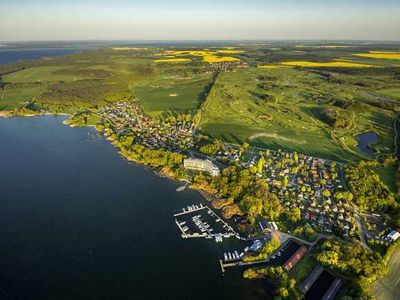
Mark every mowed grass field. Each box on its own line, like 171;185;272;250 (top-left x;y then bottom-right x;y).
2;66;94;83
377;88;400;101
134;75;212;118
0;86;45;110
373;243;400;300
199;67;396;162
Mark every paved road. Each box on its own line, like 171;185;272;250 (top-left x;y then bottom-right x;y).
273;230;332;249
352;203;372;251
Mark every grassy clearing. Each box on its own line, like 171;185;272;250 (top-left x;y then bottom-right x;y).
290;255;317;284
374;166;397;193
257;65;282;69
373;243;400;300
134;75;212;118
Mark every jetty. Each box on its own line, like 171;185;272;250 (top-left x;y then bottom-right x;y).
174;204;237;240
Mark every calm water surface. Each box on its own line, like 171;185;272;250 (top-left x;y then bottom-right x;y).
0;116;263;299
0;49;81;65
356;131;378;156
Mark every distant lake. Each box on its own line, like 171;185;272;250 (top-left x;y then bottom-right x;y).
0;48;81;65
356;131;378;155
0;116;262;299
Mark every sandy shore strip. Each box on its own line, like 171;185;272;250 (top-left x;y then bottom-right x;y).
0;111;12;117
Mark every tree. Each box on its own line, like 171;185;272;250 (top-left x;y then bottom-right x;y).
322;189;331;197
293;151;299;163
278;287;289;298
288;207;301;223
257;156;266;174
282;176;289;188
249;166;257;174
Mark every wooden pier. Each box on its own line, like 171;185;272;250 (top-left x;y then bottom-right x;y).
174;204;237;240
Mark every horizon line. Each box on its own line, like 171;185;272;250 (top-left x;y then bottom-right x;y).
2;38;400;44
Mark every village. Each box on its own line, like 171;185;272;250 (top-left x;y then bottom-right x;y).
99;100;195;151
80;97;400;300
250;150;358;239
96;99;400;246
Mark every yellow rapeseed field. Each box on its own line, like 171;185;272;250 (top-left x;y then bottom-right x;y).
353;51;400;60
257;65;281;69
161;49;242;63
166;50;214;57
280;61;374;68
203;55;240;63
111;47;147;51
154;58;191;63
217;50;244;54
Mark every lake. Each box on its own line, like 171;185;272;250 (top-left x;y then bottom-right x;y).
0;48;82;65
356;131;378;156
0;116;264;299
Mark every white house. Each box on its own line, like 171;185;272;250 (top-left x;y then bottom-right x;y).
387;230;400;242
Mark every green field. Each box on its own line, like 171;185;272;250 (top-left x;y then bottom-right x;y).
0;86;45;110
373;243;400;300
199;66;397;162
377;88;400;101
0;43;399;163
134;75;212;117
2;66;95;83
374;166;397;193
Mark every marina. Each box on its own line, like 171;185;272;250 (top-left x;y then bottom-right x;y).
219;239;307;273
174;204;237;240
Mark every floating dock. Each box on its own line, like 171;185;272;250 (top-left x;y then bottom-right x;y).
174;204;237;240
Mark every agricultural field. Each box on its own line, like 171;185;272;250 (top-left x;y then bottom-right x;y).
1;42;399;163
134;75;213;117
2;66;97;83
373;243;400;300
354;51;400;60
0;86;44;110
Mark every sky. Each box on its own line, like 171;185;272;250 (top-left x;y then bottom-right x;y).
1;0;399;41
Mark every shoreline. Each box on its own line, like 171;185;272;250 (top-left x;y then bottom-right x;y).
0;111;12;117
1;111;244;226
0;110;72;118
0;110;241;219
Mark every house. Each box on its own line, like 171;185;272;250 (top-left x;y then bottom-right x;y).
387;230;400;242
